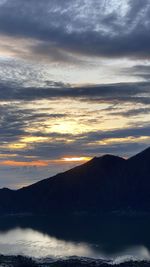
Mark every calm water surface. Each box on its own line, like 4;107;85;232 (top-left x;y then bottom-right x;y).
0;215;150;263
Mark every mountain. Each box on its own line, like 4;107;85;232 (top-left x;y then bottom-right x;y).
0;147;150;215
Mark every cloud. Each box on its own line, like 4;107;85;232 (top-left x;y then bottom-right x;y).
8;124;149;160
81;125;150;143
110;107;150;117
0;81;149;105
0;79;149;162
124;65;150;81
0;0;150;188
0;0;150;62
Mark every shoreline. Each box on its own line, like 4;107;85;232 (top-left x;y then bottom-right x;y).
0;255;150;267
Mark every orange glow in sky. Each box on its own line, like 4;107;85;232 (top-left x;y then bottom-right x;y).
0;160;49;167
62;157;91;162
0;157;92;167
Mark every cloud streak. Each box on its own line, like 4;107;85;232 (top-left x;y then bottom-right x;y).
0;81;149;104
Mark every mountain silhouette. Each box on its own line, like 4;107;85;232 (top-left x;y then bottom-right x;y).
0;147;150;215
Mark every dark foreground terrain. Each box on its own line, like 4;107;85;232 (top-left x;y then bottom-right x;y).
0;256;150;267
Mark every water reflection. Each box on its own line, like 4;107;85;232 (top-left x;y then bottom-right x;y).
0;215;150;261
0;228;97;258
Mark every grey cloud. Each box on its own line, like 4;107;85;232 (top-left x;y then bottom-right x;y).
122;65;150;81
110;107;150;117
0;105;26;143
0;81;149;105
0;103;68;146
81;126;150;143
0;0;150;61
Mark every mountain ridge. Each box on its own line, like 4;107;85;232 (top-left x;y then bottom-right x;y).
0;147;150;215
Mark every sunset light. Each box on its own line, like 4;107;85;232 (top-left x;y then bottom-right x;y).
62;157;91;162
0;0;149;191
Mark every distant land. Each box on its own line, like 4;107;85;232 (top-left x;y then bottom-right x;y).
0;147;150;216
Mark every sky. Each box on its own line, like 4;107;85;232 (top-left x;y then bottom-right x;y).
0;0;150;188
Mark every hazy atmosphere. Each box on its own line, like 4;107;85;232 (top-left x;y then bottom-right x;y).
0;0;150;188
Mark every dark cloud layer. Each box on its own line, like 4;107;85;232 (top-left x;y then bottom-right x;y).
0;81;149;104
0;0;150;61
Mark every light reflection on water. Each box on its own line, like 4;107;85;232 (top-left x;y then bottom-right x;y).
0;228;97;258
0;227;150;263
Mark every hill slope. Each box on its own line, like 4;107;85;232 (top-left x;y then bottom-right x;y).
0;147;150;215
